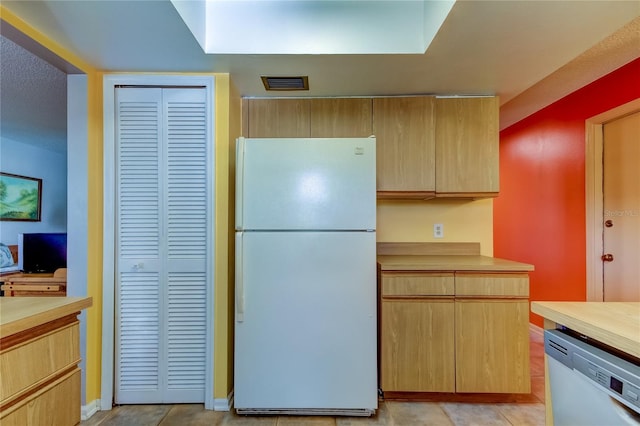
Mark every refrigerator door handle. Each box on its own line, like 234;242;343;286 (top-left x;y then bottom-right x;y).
235;137;245;230
235;231;245;322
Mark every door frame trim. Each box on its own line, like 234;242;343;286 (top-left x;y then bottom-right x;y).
585;98;640;301
101;74;216;409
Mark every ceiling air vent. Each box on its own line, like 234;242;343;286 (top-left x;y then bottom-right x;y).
261;76;309;91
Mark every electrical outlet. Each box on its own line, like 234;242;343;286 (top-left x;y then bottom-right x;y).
433;223;444;238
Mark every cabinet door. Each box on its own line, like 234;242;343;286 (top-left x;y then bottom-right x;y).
373;97;436;197
435;97;499;197
380;272;454;392
380;298;454;392
247;99;310;137
455;299;530;393
310;98;372;137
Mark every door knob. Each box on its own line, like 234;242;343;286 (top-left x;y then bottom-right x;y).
601;254;614;262
604;220;613;228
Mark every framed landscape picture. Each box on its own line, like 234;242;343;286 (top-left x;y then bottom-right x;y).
0;172;42;221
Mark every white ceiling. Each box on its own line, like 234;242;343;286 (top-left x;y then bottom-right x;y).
172;0;455;54
1;0;639;153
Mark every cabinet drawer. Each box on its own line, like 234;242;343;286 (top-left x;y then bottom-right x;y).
382;273;454;297
0;322;80;405
455;273;529;297
0;369;80;426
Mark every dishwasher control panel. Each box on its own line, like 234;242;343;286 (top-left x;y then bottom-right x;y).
545;329;640;414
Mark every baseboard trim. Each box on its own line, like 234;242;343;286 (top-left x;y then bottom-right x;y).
214;390;234;411
529;322;544;341
81;399;101;420
84;394;230;415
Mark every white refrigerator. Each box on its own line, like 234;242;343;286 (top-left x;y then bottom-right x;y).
234;137;378;416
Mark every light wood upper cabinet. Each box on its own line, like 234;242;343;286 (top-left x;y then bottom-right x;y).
373;97;436;198
373;96;498;199
247;98;310;137
244;96;499;199
435;97;499;197
310;98;372;137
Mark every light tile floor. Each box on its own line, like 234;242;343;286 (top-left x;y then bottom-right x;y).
83;330;545;426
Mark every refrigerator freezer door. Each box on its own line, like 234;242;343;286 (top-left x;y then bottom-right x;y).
236;137;376;231
234;231;378;411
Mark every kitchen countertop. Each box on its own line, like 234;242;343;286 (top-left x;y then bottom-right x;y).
531;301;640;359
0;296;92;338
377;255;534;272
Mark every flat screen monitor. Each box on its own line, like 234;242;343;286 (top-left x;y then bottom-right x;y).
19;233;67;273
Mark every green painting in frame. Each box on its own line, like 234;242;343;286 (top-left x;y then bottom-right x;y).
0;172;42;221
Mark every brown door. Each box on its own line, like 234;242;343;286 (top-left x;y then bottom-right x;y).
602;111;640;301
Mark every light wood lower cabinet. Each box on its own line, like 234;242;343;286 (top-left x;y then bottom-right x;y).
381;299;455;392
455;299;530;393
454;272;530;393
379;271;530;395
0;315;82;425
380;273;455;392
1;369;80;426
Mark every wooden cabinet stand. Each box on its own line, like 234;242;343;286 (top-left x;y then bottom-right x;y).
1;268;67;297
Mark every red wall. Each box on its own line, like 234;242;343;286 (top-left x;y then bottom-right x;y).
494;57;640;326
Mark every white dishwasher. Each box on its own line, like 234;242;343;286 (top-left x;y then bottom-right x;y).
545;329;640;425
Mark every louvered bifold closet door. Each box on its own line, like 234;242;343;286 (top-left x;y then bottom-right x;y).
163;88;208;402
115;88;162;404
115;87;208;404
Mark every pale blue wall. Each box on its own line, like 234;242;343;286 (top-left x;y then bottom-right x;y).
0;138;67;245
